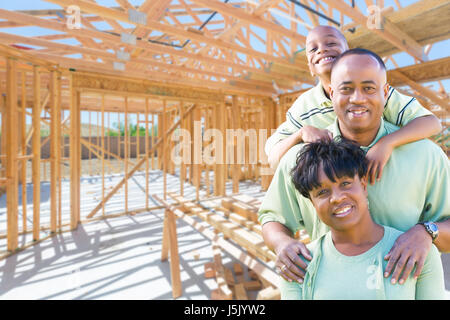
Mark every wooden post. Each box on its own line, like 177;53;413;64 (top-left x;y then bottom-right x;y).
50;70;59;233
57;73;62;230
136;111;140;162
88;111;92;176
193;105;201;201
108;112;111;175
157;113;162;171
6;58;19;251
214;100;226;196
231;95;241;194
167;209;182;298
20;71;27;233
162;100;167;200
101;95;105;216
70;83;81;230
179;101;184;197
151;112;155;170
161;213;169;262
145;98;149;209
124;96;128;213
86;105;195;219
117;111;121;169
204;108;210;197
32;66;41;240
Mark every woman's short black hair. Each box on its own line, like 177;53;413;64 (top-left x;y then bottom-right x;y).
291;139;368;199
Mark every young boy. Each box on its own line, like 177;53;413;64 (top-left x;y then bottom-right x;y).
266;26;442;184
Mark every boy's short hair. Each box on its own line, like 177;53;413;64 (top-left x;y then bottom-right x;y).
330;48;386;75
291;139;368;199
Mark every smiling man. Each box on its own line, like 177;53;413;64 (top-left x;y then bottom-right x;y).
258;48;450;289
265;26;441;176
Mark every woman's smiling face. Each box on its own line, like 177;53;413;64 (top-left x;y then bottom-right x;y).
309;166;369;232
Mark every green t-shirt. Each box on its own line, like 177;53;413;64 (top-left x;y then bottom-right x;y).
280;226;445;300
258;118;450;240
265;84;433;156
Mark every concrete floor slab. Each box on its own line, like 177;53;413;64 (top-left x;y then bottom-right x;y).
0;170;449;299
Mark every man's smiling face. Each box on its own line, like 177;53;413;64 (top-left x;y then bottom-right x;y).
306;26;348;78
330;54;389;135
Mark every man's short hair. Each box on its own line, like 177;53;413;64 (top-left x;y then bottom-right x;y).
291;139;368;199
330;48;386;76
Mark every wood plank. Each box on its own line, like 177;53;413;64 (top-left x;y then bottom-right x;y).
321;0;427;61
86;104;195;218
213;244;233;299
244;280;262;291
189;0;307;46
153;195;280;288
390;69;449;111
44;0;306;72
50;71;59;233
204;262;216;278
32;66;41;240
6;58;18;251
166;209;182;298
256;286;280;300
234;283;248;300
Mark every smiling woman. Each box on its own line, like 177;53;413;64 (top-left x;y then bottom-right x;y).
280;139;446;300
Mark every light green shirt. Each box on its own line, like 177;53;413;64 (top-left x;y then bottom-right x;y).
258;118;450;240
265;84;433;156
280;226;445;300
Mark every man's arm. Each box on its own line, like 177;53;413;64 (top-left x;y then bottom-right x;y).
384;142;449;284
434;219;450;252
262;221;311;283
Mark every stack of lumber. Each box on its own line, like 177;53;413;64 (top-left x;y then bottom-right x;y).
204;244;279;300
166;192;310;300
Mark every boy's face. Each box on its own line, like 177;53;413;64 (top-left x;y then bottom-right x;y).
330;54;389;134
305;26;348;78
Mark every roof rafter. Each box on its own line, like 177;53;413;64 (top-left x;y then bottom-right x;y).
44;0;308;72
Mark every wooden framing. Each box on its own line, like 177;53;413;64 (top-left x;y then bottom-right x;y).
0;1;447;301
5;58;18;251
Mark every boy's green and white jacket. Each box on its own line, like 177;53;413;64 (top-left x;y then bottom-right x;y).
265;83;433;156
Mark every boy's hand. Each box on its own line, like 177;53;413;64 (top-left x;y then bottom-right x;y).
365;137;394;184
299;126;333;143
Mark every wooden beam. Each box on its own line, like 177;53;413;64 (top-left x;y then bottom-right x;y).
165;208;182;298
32;66;41;241
6;58;19;251
321;0;427;61
43;0;307;72
0;9;299;84
86;104;196;218
390;70;449;111
189;0;306;46
153;195;280;288
70;83;81;229
30;51;274;96
50;70;60;233
387;56;450;86
0;32;280;92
